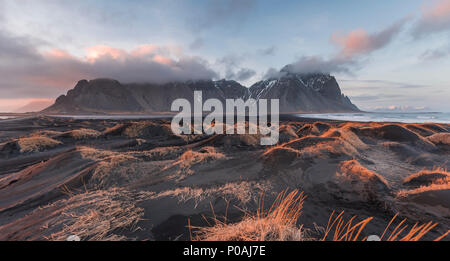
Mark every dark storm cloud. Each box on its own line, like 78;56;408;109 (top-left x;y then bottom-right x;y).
0;30;42;61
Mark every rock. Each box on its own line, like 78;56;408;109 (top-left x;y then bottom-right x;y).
43;65;359;114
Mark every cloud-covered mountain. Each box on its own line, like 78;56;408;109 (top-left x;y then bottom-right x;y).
249;66;359;113
44;66;359;114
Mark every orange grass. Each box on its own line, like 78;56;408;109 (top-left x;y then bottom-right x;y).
191;190;449;241
323;211;449;241
191;190;307;241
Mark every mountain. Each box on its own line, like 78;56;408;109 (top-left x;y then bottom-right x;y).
14;99;54;113
44;67;359;114
44;78;250;113
249;66;358;113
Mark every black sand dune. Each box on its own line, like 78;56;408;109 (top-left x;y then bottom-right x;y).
0;116;449;240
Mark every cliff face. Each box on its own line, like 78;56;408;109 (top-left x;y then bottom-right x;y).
44;78;250;113
249;71;358;113
44;70;359;114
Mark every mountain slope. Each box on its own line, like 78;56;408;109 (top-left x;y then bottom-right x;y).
44;67;359;114
44;79;250;113
249;68;358;113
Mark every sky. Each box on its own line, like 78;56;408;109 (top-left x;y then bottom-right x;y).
1;0;450;112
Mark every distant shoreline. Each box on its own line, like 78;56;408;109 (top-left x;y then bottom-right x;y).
2;112;449;124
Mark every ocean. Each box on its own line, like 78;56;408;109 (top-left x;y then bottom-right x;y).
1;112;450;123
295;112;450;124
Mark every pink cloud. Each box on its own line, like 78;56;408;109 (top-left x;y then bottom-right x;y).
130;44;160;57
44;49;73;59
331;18;408;59
422;0;450;19
86;45;127;62
152;55;174;66
0;28;218;103
331;29;372;58
413;0;450;37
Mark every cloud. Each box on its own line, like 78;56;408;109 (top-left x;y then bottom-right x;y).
257;46;276;56
341;79;429;90
226;68;256;81
189;37;204;50
349;94;403;102
189;0;256;31
370;105;430;112
419;43;450;60
267;18;410;77
331;18;409;58
216;53;256;81
275;55;358;76
263;68;283;79
412;0;450;38
0;30;218;100
217;54;243;68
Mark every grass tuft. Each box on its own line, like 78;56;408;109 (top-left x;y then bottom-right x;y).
191;190;307;241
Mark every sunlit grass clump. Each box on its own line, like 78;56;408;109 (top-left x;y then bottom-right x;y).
191;190;306;241
18;136;62;153
191;190;449;242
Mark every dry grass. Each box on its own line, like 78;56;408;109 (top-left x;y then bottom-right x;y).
30;130;64;137
123;122;172;138
191;190;449;241
398;167;450;197
266;136;358;161
154;181;271;207
43;189;144;241
69;128;101;140
397;183;450;198
89;154;140;189
403;167;450;187
338;160;389;187
322;212;449;241
191;190;307;241
427;133;450;145
321;211;373;241
322;127;369;150
77;147;142;189
17;136;62;153
167;147;226;178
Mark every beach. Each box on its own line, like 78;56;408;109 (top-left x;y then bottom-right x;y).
0;115;449;240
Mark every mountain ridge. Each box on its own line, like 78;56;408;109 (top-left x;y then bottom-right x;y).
44;69;359;114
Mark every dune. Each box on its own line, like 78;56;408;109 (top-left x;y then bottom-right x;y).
0;116;448;241
403;168;450;188
17;136;63;153
0;189;144;241
0;148;98;213
398;184;450;210
427;133;450;146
